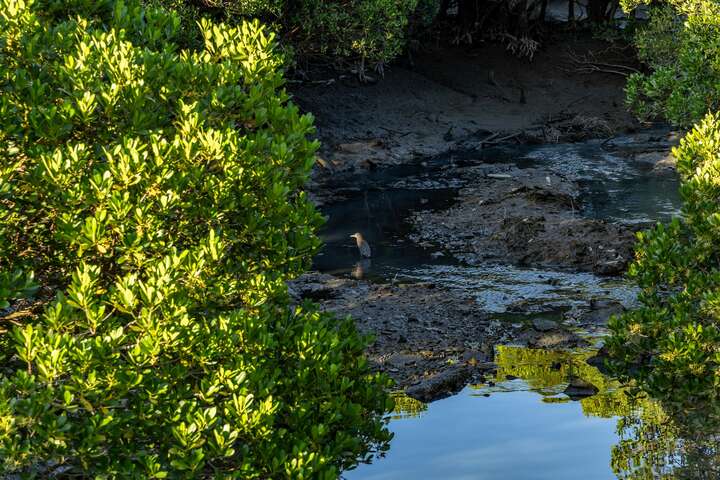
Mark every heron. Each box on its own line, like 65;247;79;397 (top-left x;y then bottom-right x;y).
350;232;372;258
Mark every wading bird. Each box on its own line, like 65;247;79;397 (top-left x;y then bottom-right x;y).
350;232;372;258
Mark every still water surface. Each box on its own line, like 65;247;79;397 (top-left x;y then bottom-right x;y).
346;346;624;480
346;386;617;480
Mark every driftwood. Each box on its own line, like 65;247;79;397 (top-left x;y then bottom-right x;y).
479;131;521;148
566;50;640;77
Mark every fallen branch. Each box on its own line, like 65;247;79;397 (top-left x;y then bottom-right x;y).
478;132;500;148
565;49;640;77
481;132;521;147
287;77;338;86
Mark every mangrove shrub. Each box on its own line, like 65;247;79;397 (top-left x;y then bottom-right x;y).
152;0;432;67
608;114;720;404
609;0;720;406
0;0;391;477
625;0;720;127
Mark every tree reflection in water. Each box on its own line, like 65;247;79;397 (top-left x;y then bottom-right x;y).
390;392;428;420
492;346;720;480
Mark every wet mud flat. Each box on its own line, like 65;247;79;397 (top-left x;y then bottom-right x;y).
290;273;495;401
290;272;625;402
292;32;641;195
407;135;680;275
409;164;638;275
291;130;679;402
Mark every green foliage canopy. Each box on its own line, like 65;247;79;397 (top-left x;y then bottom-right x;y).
290;0;425;66
154;0;433;67
610;0;720;408
625;0;720;126
0;0;392;477
608;113;720;406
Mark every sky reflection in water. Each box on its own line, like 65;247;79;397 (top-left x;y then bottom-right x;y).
346;386;617;480
347;345;720;480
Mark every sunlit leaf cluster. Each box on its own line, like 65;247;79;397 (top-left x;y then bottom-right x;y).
624;0;720;126
0;0;392;477
608;113;720;406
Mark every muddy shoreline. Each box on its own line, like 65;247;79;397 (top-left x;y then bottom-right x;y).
290;271;627;401
291;34;680;402
292;33;644;205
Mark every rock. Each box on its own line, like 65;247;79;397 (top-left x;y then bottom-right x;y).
385;353;418;368
533;318;559;332
583;300;625;326
526;330;590;349
593;258;627;276
563;377;599;400
633;150;676;174
287;273;342;301
586;345;612;374
487;173;513;179
405;366;473;402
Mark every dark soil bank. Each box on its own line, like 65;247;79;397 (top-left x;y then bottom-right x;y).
289;272;625;401
292;33;638;192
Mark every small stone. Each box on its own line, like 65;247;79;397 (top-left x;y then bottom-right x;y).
532;318;559;332
405;366;472;402
563;377;599;400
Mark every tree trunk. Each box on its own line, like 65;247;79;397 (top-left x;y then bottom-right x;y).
540;0;548;22
439;0;452;18
587;0;612;22
458;0;480;29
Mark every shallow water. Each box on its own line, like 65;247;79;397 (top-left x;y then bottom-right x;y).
320;133;689;479
398;264;638;313
315;133;675;315
345;347;625;480
345;346;720;480
346;386;618;480
314;187;458;281
516;141;681;222
316;131;681;282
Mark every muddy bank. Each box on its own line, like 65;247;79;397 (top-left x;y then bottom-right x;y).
302;132;682;399
407;132;679;274
290;272;496;400
298;131;679;400
290;272;625;401
292;33;641;201
410;164;639;275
